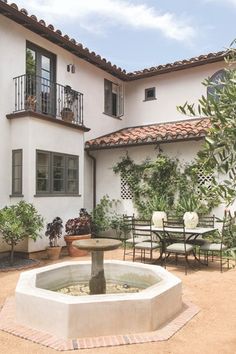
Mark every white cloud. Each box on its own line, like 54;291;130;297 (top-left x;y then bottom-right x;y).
15;0;195;41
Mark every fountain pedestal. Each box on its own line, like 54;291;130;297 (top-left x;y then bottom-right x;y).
74;238;122;295
90;251;105;294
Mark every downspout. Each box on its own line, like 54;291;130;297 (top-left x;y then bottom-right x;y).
86;150;96;209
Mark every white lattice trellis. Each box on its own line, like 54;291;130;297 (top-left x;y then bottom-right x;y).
121;173;133;199
197;166;214;190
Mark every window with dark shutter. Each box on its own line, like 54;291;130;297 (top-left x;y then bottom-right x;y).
12;149;23;195
104;79;124;117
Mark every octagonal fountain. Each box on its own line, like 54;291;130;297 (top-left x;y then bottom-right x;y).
15;239;182;339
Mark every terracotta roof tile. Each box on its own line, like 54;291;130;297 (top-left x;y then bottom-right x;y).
0;1;227;81
85;118;211;150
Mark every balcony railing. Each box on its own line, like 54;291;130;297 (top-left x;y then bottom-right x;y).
13;74;83;125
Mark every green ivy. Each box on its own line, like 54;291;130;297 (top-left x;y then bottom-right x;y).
113;154;220;218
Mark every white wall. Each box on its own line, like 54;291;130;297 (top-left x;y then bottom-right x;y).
0;13;231;253
8;117;85;251
0;14;127;252
92;140;229;220
125;62;225;126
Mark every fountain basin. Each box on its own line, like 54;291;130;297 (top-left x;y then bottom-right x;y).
15;261;182;339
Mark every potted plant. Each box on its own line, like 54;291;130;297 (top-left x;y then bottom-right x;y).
64;208;92;257
61;85;78;123
176;195;200;228
0;201;43;265
45;217;63;260
148;196;168;227
61;107;74;123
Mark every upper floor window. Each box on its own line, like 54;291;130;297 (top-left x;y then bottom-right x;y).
36;150;79;195
26;42;56;115
104;79;124;118
207;69;226;100
12;149;23;196
144;87;156;101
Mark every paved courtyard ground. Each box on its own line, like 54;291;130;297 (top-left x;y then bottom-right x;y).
0;248;236;354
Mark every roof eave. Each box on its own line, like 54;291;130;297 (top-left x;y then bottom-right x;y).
126;55;226;81
0;1;128;80
85;135;206;151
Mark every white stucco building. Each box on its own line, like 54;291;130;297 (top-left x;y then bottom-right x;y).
0;1;229;254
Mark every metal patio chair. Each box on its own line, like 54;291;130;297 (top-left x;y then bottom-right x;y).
133;218;160;263
122;214;134;260
163;219;194;275
200;216;233;272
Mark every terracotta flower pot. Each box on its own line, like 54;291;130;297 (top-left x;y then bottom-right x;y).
46;246;62;260
64;234;91;257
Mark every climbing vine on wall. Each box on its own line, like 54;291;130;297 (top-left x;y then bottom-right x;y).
113;154;221;218
113;154;179;218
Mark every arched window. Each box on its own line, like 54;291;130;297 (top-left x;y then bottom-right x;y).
207;69;226;99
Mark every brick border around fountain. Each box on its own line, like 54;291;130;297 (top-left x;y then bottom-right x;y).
0;296;199;351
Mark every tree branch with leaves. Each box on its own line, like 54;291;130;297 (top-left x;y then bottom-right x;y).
178;45;236;205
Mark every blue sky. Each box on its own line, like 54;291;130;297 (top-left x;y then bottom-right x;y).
15;0;235;71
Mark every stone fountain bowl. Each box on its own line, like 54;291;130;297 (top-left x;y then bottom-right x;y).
15;261;182;339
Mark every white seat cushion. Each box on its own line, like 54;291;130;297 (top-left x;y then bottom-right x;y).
126;237;151;244
134;241;160;250
200;243;227;251
166;243;193;253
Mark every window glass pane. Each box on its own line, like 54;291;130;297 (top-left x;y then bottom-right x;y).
68;157;76;169
13;179;21;194
12;150;22;195
36;152;50;192
37;179;49;192
67;181;77;193
14;166;21;179
53;180;64;192
66;156;78;193
42;55;50;71
41;69;50;81
104;79;112;115
26;48;36;76
68;169;77;179
112;93;117;116
207;70;226;100
14;151;22;165
53;155;64;192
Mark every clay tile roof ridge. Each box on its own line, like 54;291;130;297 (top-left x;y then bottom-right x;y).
0;1;228;80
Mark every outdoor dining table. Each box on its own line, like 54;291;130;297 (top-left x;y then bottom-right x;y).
142;225;218;264
150;226;217;240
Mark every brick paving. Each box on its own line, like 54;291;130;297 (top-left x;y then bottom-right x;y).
0;296;199;351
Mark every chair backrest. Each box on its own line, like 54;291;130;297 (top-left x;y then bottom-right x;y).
163;220;187;243
167;215;183;224
132;218;152;241
122;214;134;239
221;215;233;248
198;215;215;228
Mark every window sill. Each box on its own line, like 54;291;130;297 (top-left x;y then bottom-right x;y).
34;194;82;197
9;194;24;198
103;112;123;120
143;98;157;102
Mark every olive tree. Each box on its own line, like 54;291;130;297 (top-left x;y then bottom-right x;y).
0;201;43;265
178;44;236;205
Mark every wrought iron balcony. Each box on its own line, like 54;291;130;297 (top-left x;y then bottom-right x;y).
13;74;83;125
